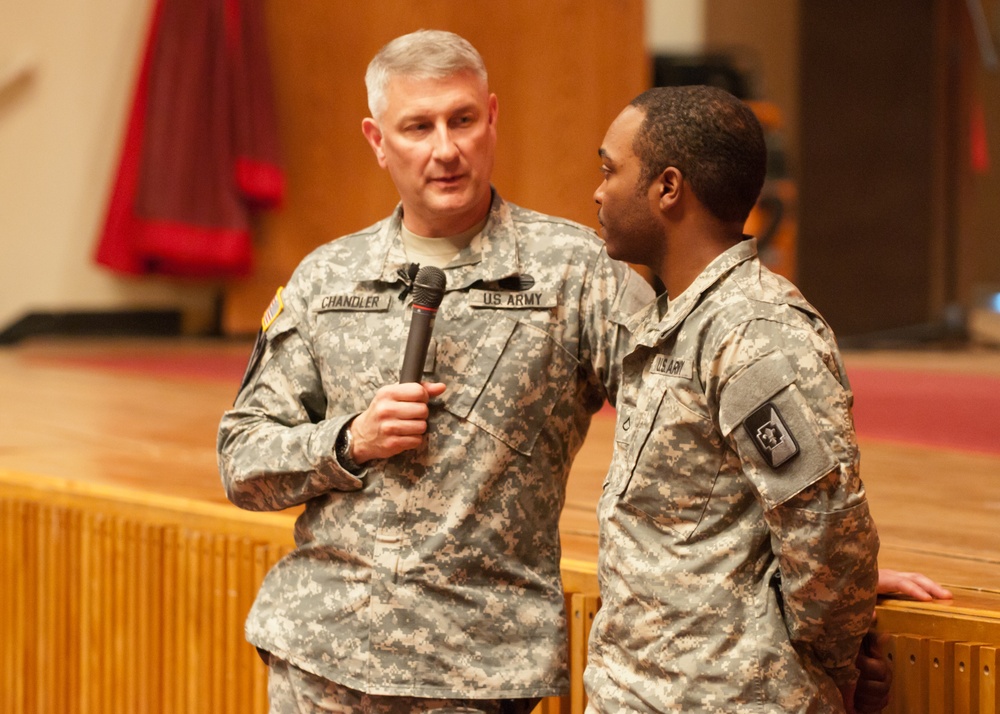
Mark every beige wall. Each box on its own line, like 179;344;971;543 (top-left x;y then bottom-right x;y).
646;0;705;53
0;0;218;335
645;0;800;175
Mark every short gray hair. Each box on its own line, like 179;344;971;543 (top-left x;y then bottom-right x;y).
365;30;488;120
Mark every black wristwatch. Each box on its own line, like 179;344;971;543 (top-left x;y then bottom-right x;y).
335;420;362;474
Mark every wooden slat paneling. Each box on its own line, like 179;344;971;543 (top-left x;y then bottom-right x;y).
0;476;294;714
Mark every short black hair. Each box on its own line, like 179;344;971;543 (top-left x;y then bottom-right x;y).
629;85;766;224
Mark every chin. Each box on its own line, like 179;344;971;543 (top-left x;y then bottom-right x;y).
602;238;625;261
435;188;480;211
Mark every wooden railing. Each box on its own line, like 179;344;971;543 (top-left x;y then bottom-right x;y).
0;471;603;714
3;468;998;714
875;593;1000;713
1;470;293;714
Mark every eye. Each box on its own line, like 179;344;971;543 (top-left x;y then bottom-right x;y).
404;121;431;134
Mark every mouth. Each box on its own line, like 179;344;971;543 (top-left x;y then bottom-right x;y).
596;214;609;239
430;174;465;187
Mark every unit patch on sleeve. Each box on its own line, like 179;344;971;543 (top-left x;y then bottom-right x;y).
744;401;800;468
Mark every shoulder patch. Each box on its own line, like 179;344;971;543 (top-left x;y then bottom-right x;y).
261;287;284;331
744;401;800;468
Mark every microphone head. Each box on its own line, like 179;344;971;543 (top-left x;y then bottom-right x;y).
411;266;447;309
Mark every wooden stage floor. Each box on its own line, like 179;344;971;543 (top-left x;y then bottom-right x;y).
2;337;999;593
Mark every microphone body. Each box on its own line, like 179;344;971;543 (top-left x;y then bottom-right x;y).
399;266;447;383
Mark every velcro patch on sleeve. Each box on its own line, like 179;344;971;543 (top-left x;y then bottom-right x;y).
721;350;838;506
236;329;267;400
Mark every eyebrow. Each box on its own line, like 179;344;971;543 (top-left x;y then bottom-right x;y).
398;102;480;124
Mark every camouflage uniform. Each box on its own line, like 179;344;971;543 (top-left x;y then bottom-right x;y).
584;239;879;713
218;191;653;700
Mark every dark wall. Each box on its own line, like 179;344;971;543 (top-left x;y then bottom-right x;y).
798;2;938;336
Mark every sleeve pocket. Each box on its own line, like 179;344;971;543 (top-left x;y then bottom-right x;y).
720;351;838;509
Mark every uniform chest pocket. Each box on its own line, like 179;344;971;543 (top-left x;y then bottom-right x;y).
439;311;577;456
313;307;400;410
616;380;723;539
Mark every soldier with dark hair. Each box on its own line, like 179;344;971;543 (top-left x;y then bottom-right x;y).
585;85;880;713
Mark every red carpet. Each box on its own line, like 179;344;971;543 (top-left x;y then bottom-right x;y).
29;350;1000;457
847;367;1000;456
28;351;250;382
599;366;1000;457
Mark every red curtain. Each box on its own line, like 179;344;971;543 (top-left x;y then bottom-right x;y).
94;0;283;278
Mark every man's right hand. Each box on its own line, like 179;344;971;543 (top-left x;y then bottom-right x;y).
348;382;446;465
877;569;953;601
853;631;892;713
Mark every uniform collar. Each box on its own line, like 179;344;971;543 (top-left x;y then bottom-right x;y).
629;237;758;346
355;188;522;292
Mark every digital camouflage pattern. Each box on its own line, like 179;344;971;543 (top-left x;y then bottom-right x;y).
218;191;653;699
584;239;879;713
267;656;539;713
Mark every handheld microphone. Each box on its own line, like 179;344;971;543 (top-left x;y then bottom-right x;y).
399;266;447;383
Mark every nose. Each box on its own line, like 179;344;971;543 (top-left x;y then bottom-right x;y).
431;124;459;163
593;184;604;205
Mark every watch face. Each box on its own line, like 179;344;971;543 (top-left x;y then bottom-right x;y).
337;425;359;472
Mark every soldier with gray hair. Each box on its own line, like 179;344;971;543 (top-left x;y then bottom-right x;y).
364;30;487;122
218;29;653;713
585;84;880;712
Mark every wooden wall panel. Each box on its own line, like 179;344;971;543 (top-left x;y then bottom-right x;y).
951;0;1000;316
7;471;1000;713
798;2;938;336
223;1;647;334
705;0;800;185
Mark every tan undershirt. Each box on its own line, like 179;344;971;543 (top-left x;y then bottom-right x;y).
400;217;487;269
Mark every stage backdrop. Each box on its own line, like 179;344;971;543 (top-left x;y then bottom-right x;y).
221;0;647;334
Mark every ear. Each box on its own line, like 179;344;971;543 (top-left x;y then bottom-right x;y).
488;93;499;128
656;166;683;211
361;118;388;168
